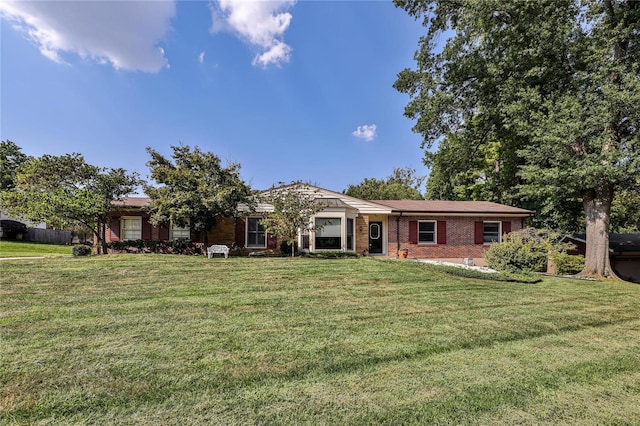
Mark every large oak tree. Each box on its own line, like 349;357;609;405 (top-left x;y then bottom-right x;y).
394;0;640;278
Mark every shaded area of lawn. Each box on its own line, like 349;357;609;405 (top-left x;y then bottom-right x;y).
0;240;72;258
2;255;640;424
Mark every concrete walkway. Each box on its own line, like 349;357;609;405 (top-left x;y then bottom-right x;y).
415;259;498;274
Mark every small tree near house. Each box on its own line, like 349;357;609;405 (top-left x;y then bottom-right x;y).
259;181;325;257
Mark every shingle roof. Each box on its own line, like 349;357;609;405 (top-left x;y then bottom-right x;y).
112;197;151;208
372;200;535;215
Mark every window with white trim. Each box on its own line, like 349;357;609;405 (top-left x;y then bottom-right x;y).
170;220;190;240
247;217;266;248
483;222;501;244
121;216;142;241
315;218;341;250
418;221;436;244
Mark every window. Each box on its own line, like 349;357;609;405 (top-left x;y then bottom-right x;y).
483;222;501;244
315;218;341;250
346;218;354;251
171;220;190;240
121;216;142;241
247;217;266;248
418;221;436;244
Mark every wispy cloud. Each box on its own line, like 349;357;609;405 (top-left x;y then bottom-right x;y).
352;124;377;142
211;0;295;67
198;51;205;64
0;0;175;72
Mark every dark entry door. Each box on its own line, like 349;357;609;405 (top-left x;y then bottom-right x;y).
369;222;383;254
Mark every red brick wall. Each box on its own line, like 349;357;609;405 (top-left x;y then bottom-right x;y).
388;215;525;259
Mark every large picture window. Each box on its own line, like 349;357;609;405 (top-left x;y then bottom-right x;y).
247;218;266;248
121;216;142;241
483;222;501;244
418;221;436;244
315;218;341;250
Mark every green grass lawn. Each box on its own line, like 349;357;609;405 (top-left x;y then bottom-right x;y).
2;255;640;425
0;240;72;258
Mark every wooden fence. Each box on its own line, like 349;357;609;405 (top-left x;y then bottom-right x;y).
24;228;72;245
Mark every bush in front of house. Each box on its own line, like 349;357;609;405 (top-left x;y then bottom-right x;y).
72;244;92;257
302;251;360;259
106;239;204;255
548;251;585;275
485;228;574;274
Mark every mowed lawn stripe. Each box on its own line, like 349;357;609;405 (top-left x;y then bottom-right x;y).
2;256;640;424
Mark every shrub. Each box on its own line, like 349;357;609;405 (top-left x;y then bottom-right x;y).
72;244;92;257
549;251;585;275
302;251;360;259
279;241;299;257
485;228;571;274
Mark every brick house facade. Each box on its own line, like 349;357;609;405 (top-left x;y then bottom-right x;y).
104;186;534;263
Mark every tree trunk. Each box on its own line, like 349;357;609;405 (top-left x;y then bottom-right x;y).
101;222;108;255
580;188;617;279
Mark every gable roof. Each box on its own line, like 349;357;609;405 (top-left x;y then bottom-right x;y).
372;200;535;216
254;184;393;214
112;197;151;208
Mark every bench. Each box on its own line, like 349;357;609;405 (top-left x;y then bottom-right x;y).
207;244;229;259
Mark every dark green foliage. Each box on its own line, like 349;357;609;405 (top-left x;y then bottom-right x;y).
106;239;203;255
144;145;252;244
279;240;298;257
302;251;360;259
72;244;92;257
394;0;640;274
0;140;29;191
344;167;425;200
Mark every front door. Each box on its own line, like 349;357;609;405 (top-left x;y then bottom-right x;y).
369;222;383;254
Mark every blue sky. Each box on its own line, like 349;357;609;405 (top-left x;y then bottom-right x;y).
1;1;427;193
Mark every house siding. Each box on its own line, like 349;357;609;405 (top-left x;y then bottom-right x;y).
388;215;524;262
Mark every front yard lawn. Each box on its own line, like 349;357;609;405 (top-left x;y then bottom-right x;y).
0;240;71;258
2;255;640;424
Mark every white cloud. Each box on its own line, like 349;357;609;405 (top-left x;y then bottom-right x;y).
0;1;175;72
211;0;295;67
352;124;377;142
198;51;205;64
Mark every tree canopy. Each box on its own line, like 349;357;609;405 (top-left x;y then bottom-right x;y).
394;0;640;278
0;140;29;191
0;153;140;253
144;145;253;244
343;167;425;200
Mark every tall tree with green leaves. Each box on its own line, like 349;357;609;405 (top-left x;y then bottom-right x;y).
344;167;425;200
394;0;640;279
259;181;325;257
0;153;140;253
144;145;253;245
0;140;29;191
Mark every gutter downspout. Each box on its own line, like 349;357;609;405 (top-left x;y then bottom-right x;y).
396;212;402;257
